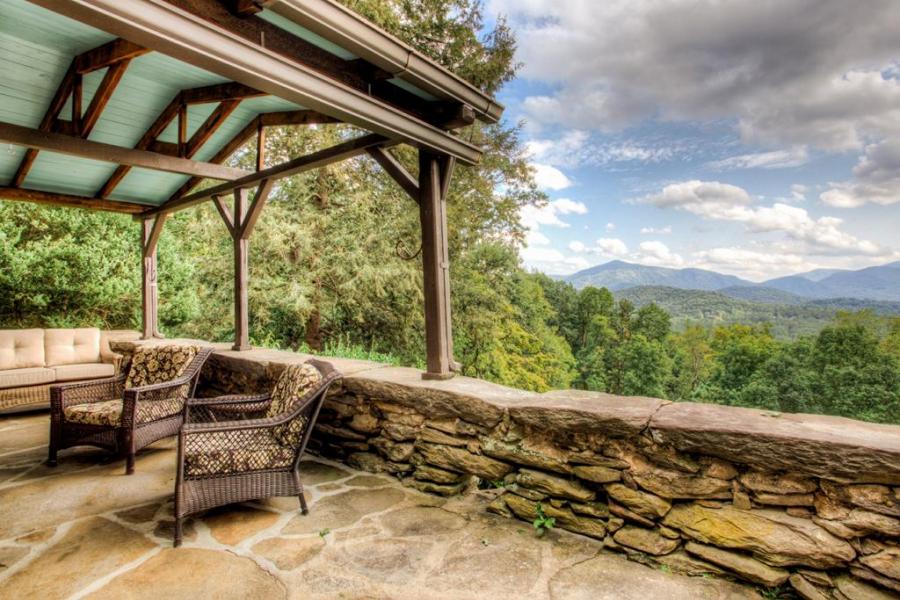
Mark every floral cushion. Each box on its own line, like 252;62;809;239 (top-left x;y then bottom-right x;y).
266;362;322;448
125;345;199;399
64;398;184;426
64;399;122;427
183;430;295;477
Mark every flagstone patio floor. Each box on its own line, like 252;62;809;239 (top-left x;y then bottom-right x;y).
0;412;759;599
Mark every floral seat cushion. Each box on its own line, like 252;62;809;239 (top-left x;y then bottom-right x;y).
266;362;323;447
183;430;295;477
64;398;184;426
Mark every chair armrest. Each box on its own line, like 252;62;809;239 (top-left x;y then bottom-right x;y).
187;393;272;407
50;374;126;411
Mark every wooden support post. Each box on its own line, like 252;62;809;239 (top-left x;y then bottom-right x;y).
219;180;274;351
141;216;166;339
232;188;250;351
418;150;457;379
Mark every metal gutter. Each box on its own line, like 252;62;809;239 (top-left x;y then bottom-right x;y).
262;0;505;123
28;0;482;165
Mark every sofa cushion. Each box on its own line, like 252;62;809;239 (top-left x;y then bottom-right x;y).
125;345;199;395
0;329;45;370
44;328;101;367
63;397;184;427
0;367;55;390
266;362;322;448
53;362;115;382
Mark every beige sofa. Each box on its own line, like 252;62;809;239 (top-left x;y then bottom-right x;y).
0;328;139;413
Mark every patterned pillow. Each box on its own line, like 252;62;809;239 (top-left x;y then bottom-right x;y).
125;345;199;399
267;362;323;448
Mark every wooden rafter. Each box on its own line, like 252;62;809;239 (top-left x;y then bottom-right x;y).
10;38;149;188
96;82;263;198
0;121;251;181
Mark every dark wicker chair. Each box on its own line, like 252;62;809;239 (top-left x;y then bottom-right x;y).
48;346;214;475
173;359;339;547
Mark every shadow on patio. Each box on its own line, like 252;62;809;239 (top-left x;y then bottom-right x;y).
0;412;757;600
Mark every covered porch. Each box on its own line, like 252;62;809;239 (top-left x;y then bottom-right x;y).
0;0;498;378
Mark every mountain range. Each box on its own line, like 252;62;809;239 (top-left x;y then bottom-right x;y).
564;260;900;303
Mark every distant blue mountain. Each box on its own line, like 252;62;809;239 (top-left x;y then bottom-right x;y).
563;260;900;302
564;260;751;291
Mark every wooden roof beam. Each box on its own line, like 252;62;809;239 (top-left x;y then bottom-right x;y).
0;187;149;214
163;0;459;127
144;132;389;217
0;121;252;181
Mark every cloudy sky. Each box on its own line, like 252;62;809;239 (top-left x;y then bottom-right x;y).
485;0;900;281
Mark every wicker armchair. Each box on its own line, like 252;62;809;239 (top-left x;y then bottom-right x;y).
173;359;339;547
48;346;214;475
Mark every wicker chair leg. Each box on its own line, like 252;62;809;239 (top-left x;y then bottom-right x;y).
174;517;183;548
120;428;135;475
298;490;309;515
46;444;58;467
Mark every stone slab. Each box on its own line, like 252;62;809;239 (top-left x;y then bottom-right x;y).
511;390;665;438
650;403;900;484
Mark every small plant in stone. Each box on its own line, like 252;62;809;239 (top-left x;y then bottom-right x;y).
532;503;555;536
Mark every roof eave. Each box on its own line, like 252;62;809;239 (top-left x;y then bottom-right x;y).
262;0;505;123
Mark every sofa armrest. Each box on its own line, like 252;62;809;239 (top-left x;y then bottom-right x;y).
100;347;124;373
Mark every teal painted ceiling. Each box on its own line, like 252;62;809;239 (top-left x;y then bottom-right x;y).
0;0;338;207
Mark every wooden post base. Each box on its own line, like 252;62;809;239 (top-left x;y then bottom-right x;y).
422;371;455;381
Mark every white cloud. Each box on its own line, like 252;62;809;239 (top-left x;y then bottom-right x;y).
520;246;590;275
820;138;900;207
490;0;900;152
637;241;684;267
790;184;808;202
520;198;588;231
553;198;589;215
706;147;809;171
598;238;628;256
636;180;885;256
530;163;573;191
568;237;629;257
526;129;680;169
640;226;672;235
605;222;616;232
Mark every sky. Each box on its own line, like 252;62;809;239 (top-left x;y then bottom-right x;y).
484;0;900;281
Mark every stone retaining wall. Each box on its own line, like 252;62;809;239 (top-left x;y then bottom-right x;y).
115;341;900;599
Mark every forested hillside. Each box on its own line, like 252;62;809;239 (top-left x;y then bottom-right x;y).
0;0;897;425
616;285;900;339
